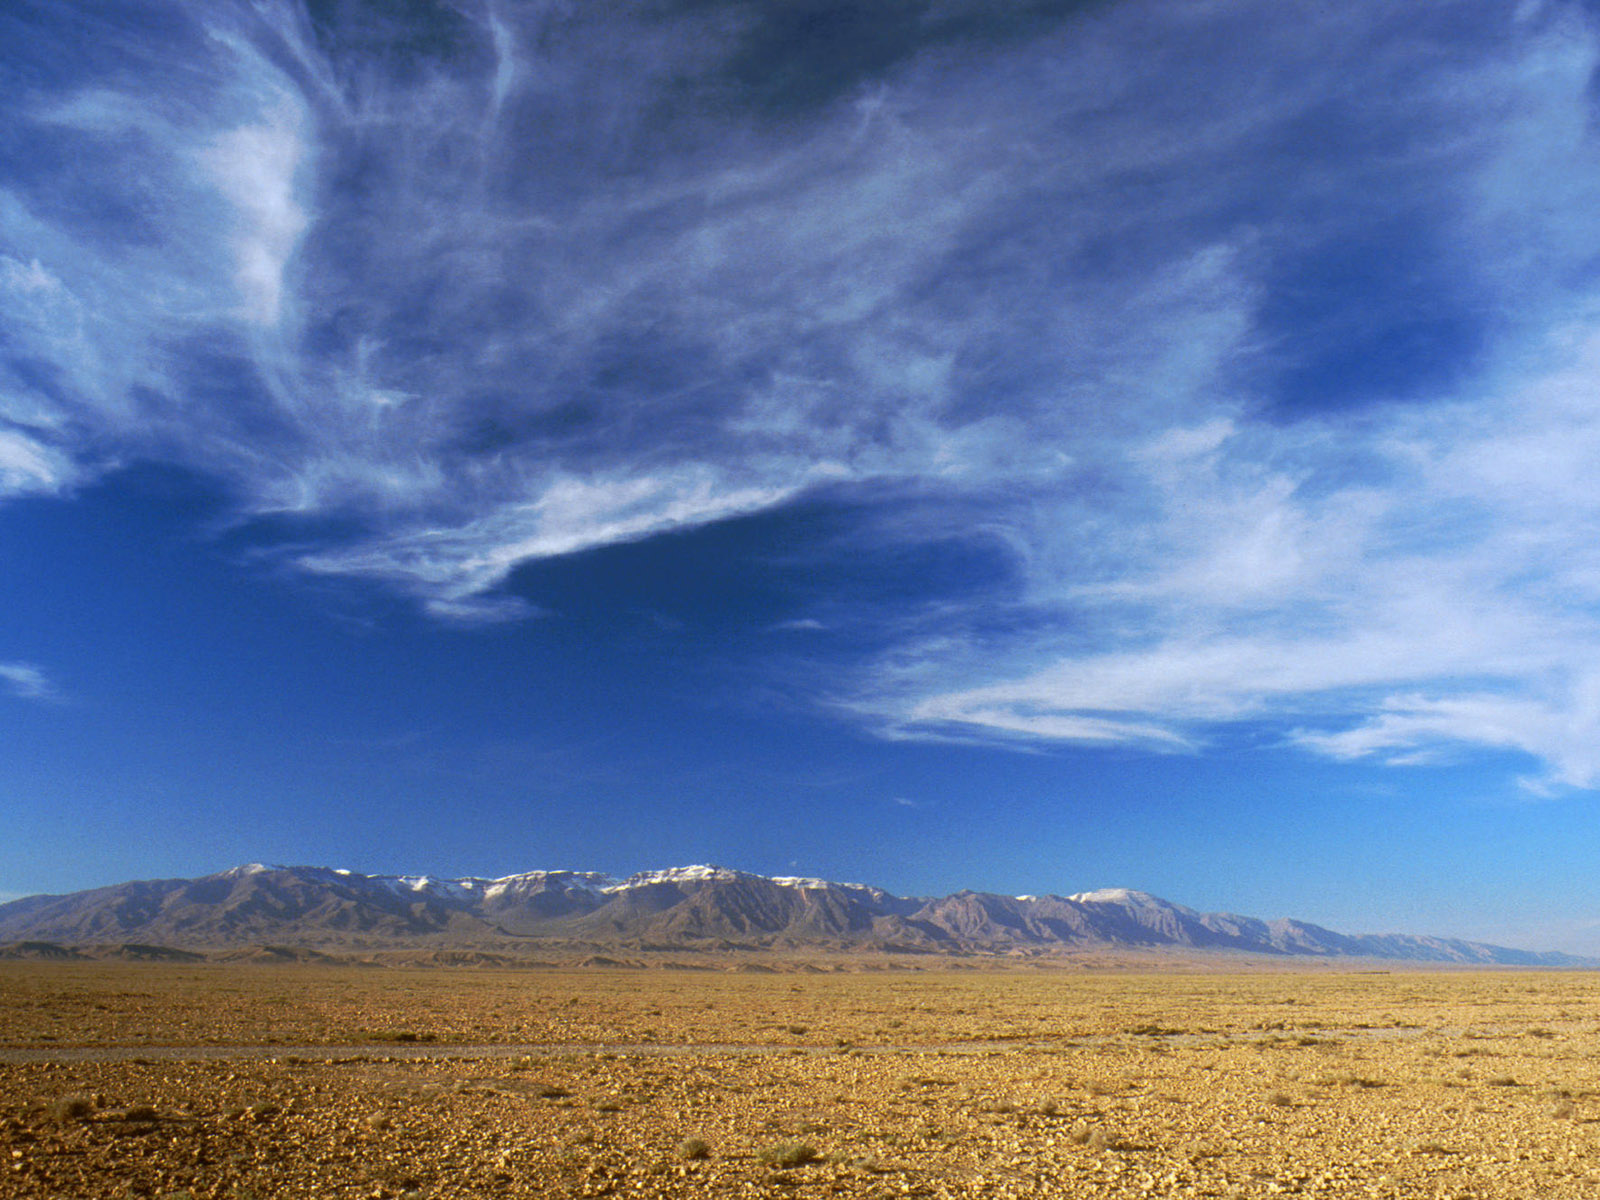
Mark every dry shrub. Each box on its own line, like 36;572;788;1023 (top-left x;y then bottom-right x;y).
1317;1071;1383;1089
1411;1141;1455;1156
50;1095;94;1123
1069;1121;1124;1151
1087;1126;1125;1152
757;1142;819;1168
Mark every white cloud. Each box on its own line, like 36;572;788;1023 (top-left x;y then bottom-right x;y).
198;110;308;326
810;1;1600;791
0;430;71;495
1294;687;1600;793
8;0;1600;792
897;310;1600;789
0;663;59;703
296;467;812;605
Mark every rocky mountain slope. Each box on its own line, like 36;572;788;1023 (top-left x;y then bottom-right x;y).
0;864;1582;964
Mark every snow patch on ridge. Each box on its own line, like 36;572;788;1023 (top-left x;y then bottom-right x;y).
220;862;889;902
221;863;1151;910
483;871;618;899
365;869;622;901
382;874;485;901
1068;887;1158;905
609;865;752;889
608;866;883;894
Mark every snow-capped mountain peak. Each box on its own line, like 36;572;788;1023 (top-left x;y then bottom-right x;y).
1068;887;1160;905
1;863;1583;966
608;864;754;889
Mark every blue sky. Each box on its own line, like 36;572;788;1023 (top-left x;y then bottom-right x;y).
6;0;1600;953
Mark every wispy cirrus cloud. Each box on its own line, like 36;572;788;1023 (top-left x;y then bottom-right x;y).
890;318;1600;789
0;663;59;703
5;1;1600;789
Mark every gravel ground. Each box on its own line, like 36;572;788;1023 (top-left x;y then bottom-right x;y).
4;963;1600;1197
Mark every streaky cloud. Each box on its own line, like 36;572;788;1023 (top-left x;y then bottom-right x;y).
197;107;308;327
0;663;59;703
0;426;72;495
6;1;1600;790
895;323;1600;790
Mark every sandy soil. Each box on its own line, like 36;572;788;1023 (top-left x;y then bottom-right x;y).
3;962;1600;1197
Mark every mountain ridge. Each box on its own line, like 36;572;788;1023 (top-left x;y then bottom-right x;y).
0;864;1586;966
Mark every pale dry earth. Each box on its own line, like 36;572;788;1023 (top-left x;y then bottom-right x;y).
3;963;1600;1198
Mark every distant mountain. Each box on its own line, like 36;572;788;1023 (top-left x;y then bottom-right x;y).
0;864;1584;965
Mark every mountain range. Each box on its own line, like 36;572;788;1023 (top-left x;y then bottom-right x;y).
0;863;1583;966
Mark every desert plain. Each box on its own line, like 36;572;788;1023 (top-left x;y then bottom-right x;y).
3;960;1600;1198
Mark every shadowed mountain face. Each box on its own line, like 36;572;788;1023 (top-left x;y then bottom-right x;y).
0;865;1582;964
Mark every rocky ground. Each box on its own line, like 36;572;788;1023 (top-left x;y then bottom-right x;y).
3;963;1600;1197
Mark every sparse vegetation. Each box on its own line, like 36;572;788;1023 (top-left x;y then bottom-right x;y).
1316;1070;1385;1089
756;1141;820;1167
50;1093;94;1122
6;963;1600;1198
1086;1126;1124;1152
